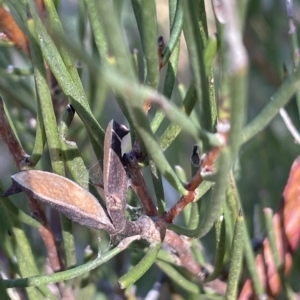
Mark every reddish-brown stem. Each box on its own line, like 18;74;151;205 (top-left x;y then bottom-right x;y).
0;97;64;275
164;229;202;276
123;151;158;217
29;198;64;272
0;6;29;55
0;98;29;170
187;147;221;191
39;226;64;271
162;191;195;224
164;229;227;295
161;146;221;224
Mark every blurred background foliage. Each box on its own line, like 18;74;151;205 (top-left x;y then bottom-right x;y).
0;0;300;299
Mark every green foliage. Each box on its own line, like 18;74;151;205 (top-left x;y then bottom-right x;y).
0;0;299;299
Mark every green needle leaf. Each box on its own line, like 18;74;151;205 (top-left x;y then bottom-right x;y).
118;243;161;289
226;211;244;300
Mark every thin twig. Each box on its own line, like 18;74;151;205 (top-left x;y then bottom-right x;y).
164;230;202;277
163;230;227;295
279;108;300;143
160;146;221;224
123;151;158;217
0;97;30;170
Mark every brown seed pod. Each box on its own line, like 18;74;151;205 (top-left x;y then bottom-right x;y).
103;120;130;233
2;170;115;233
